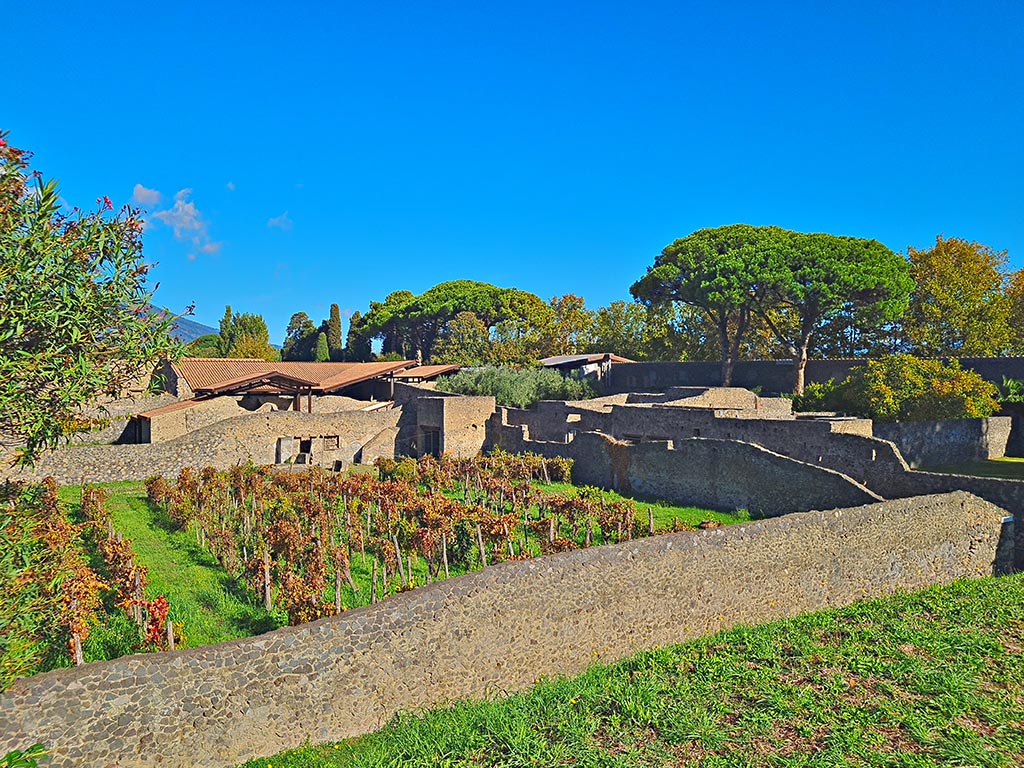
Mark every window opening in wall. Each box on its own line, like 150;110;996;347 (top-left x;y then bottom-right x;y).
299;438;312;453
693;428;701;437
421;427;441;457
566;413;582;423
324;435;340;450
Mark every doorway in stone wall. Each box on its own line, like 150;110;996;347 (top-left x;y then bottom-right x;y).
420;427;441;457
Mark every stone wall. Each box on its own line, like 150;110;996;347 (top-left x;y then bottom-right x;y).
607;357;1024;395
0;408;403;485
873;417;1012;468
492;422;881;517
414;395;495;457
0;492;1011;768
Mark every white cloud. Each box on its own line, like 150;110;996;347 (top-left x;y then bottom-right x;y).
267;211;293;231
132;183;162;206
226;181;236;191
149;188;222;259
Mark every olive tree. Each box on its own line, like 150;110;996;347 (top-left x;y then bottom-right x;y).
0;131;183;463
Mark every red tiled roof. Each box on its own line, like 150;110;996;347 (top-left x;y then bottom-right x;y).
174;358;415;393
392;364;462;379
135;398;209;419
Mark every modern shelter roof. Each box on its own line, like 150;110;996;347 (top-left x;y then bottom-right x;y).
391;364;462;380
539;353;634;367
174;358;415;394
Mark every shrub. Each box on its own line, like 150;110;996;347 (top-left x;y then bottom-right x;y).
997;376;1024;404
792;355;999;422
435;366;597;408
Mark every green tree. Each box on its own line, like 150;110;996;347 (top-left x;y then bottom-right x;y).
216;307;274;359
0;131;182;462
432;311;491;365
541;294;594;356
228;334;278;361
361;281;553;362
344;310;373;361
186;333;221;357
903;235;1013;356
631;225;779;385
756;231;912;394
326;304;343;361
217;305;234;356
1008;269;1024;355
795;355;999;422
281;312;317;361
314;331;330;362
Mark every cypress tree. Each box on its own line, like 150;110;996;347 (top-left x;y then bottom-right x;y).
314;331;330;362
327;303;343;361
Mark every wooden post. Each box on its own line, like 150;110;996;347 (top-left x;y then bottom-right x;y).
441;531;450;578
335;569;342;614
371;561;378;604
476;524;487;568
407;554;414;586
72;632;84;666
263;549;272;611
167;620;175;651
648;507;655;536
393;533;406;584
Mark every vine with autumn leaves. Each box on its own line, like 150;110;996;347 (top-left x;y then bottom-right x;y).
146;449;705;628
0;479;173;690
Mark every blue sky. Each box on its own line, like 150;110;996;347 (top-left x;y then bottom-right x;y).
12;1;1023;343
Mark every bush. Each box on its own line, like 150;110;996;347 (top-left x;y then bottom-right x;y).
435;366;597;408
997;377;1024;404
792;355;999;422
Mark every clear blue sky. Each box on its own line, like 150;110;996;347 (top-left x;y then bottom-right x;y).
12;1;1023;343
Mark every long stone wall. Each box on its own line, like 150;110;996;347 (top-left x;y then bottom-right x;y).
607;357;1024;395
0;492;1011;768
0;408;403;484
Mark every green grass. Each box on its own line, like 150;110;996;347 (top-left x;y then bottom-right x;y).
922;457;1024;481
239;574;1024;767
59;482;283;648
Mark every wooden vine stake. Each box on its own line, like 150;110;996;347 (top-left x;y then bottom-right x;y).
476;523;487;567
371;560;378;604
441;531;450;578
648;507;655;536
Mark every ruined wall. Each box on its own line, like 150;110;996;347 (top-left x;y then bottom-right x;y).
492;422;880;517
873;417;1012;468
0;409;403;485
441;396;496;457
0;493;1010;768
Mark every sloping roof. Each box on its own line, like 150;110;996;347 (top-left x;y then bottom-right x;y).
392;364;462;380
134;397;209;419
173;358;415;394
540;353;634;367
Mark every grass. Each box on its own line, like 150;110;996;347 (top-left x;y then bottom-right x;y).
922;457;1024;481
58;482;283;649
239;573;1024;768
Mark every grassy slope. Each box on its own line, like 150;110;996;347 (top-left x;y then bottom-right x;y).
58;482;282;648
922;457;1024;481
241;573;1024;768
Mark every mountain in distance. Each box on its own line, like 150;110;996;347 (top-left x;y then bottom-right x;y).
168;314;218;344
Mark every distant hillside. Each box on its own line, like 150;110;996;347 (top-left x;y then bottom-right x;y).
168;315;218;344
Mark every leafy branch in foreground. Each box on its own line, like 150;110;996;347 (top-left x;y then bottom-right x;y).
0;130;186;464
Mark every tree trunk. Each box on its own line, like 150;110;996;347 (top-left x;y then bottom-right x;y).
792;330;814;395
